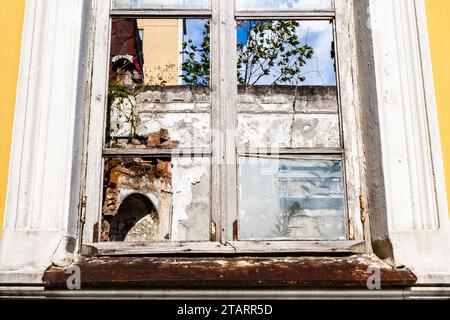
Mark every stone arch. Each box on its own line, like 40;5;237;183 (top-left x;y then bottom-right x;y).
109;193;159;242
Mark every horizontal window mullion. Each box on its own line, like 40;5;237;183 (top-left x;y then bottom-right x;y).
237;147;344;155
82;240;364;256
110;11;335;19
103;147;212;157
235;11;335;20
238;154;343;162
110;9;212;18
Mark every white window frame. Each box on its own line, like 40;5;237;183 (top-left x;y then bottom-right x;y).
81;0;367;255
3;0;450;285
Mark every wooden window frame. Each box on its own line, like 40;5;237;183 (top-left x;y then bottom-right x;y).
81;0;368;256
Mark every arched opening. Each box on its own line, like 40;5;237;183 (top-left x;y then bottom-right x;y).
109;193;159;242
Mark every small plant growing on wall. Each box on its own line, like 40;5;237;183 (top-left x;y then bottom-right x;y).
108;83;141;143
108;64;177;143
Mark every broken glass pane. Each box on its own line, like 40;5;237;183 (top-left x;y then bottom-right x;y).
107;18;211;147
112;0;209;10
101;156;211;242
238;157;346;240
236;20;339;149
235;0;333;11
237;20;336;86
108;93;211;149
237;113;340;149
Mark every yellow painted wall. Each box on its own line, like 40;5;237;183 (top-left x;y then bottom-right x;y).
0;0;25;236
426;0;450;218
137;19;181;85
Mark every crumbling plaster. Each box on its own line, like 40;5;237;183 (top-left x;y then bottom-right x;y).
106;85;339;242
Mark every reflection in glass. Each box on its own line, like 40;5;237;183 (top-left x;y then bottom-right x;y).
239;157;346;240
236;0;333;11
107;18;210;144
112;0;209;10
237;20;336;86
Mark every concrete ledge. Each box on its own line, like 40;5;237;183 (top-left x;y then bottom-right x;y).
415;273;450;285
0;270;44;285
1;287;450;300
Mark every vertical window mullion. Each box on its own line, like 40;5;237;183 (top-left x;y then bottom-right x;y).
83;0;113;243
334;0;365;241
212;0;238;243
210;0;221;242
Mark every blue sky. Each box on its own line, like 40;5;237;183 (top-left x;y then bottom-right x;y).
182;19;209;84
237;20;336;86
181;18;336;86
184;19;208;48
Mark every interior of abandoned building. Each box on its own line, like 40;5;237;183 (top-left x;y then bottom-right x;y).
102;14;344;244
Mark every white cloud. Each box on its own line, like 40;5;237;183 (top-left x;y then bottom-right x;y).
297;20;336;86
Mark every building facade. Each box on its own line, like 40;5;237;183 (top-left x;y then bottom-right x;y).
0;0;450;299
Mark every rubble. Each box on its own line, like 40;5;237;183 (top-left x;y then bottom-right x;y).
108;128;179;150
160;140;179;149
147;133;160;147
101;157;173;242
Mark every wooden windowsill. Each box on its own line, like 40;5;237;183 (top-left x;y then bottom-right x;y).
81;240;366;256
43;254;416;289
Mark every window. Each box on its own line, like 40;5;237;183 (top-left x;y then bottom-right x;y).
105;13;212;242
83;0;366;254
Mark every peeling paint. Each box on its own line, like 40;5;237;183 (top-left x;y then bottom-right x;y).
171;157;211;241
43;254;417;289
237;114;340;149
104;86;342;243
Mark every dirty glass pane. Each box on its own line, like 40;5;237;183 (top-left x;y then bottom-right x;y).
101;156;211;242
112;0;209;10
237;113;340;149
237;20;336;86
235;0;333;11
107;18;211;147
238;157;346;240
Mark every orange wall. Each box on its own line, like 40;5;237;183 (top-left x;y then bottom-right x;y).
137;19;181;85
0;0;25;235
425;0;450;218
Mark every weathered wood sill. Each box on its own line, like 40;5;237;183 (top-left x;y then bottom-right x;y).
43;254;416;289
